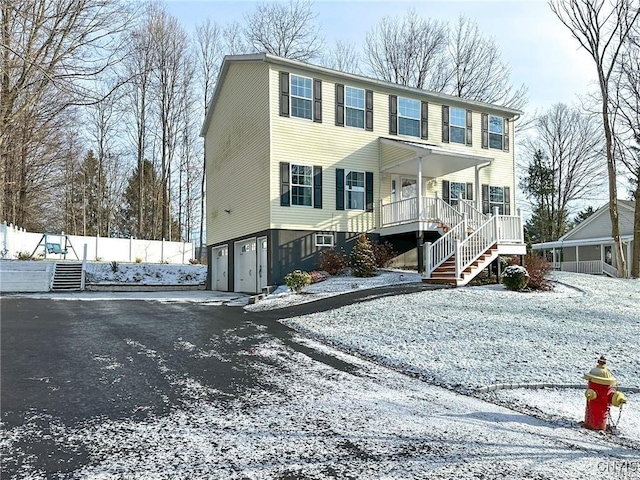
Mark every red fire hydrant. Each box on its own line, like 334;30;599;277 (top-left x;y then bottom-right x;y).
583;355;627;430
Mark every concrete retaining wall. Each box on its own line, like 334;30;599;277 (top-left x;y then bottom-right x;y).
0;260;55;293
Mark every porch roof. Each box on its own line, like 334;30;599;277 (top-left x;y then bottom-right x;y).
379;138;493;177
532;235;634;250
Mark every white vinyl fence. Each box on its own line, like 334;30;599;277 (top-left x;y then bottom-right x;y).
0;222;195;264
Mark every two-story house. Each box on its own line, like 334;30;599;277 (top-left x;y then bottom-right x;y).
201;53;526;293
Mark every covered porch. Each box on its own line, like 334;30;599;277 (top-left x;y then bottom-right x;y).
378;137;494;234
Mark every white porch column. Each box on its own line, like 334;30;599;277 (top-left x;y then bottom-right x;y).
416;156;423;220
626;241;632;277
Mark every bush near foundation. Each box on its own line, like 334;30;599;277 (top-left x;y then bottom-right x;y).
372;240;396;268
317;248;347;275
284;270;312;293
524;254;553;291
501;265;529;291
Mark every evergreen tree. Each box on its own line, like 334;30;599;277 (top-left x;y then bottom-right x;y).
70;150;108;236
119;160;163;239
350;234;377;277
572;206;596;226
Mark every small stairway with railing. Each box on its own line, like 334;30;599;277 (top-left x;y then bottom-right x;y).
52;262;83;291
423;201;525;287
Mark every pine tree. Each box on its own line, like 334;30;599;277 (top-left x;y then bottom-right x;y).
350;234;377;277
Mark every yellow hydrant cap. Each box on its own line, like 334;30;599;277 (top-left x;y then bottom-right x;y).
583;355;617;386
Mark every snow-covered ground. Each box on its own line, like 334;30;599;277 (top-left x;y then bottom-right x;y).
84;262;207;285
272;271;640;446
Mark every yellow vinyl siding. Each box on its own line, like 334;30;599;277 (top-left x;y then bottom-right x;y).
205;62;270;245
269;66;378;232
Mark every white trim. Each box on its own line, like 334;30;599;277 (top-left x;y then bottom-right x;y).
315;233;334;247
290;73;313;121
345;85;365;129
290;163;314;208
345;169;365;211
397;96;421;138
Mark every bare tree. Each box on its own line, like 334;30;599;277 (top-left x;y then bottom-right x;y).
520;103;604;241
549;0;640;278
223;21;249;55
242;0;323;61
321;40;360;74
612;30;640;276
364;9;449;90
446;16;528;109
0;0;133;227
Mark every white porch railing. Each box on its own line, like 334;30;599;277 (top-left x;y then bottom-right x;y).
425;220;466;277
555;260;619;277
456;215;499;277
381;196;463;228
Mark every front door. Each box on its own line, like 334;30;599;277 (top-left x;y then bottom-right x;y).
257;236;268;293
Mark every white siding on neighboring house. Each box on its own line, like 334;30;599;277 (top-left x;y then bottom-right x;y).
205;62;271;246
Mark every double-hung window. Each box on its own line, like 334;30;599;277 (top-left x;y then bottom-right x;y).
490;186;505;214
345;170;365;210
449;181;467;206
345;87;365;128
291;164;313;207
398;97;421;137
489;115;503;149
290;74;312;120
450;107;466;144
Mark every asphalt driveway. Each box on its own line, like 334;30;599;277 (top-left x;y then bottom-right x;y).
1;292;637;479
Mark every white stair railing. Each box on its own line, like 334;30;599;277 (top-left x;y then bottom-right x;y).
456;215;498;277
458;200;487;230
424;219;466;278
435;195;463;229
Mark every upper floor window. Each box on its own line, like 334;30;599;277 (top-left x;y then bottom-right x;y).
489;115;504;149
345;87;365;128
291;75;313;120
291;164;313;207
450;107;466;144
398;97;421;137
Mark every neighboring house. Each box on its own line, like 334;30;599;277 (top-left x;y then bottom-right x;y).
201;53;526;293
532;200;636;278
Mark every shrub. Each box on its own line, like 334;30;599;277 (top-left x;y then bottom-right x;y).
308;271;329;284
110;261;118;273
371;240;396;268
524;254;553;291
501;265;529;291
284;270;312;293
16;251;32;260
317;248;347;275
350;234;377;277
135;257;143;264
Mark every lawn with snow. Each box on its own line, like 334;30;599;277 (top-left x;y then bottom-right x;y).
84;262;206;285
279;271;640;445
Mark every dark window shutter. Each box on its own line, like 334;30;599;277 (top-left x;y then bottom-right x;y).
442;105;449;143
335;84;344;126
313;166;322;209
366;171;374;212
481;113;488;149
313;78;322;123
482;184;489;214
466;109;473;146
335;168;344;211
421;101;428;139
365;90;374;131
504;186;511;215
503;118;510;152
466;182;473;201
442;180;450;204
279;72;289;117
389;95;397;135
280;162;290;206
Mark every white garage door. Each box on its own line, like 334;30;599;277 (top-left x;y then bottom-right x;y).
212;246;228;291
234;239;257;293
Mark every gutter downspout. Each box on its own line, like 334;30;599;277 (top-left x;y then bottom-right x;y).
475;160;493;212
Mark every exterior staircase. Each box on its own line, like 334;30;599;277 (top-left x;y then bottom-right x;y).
423;204;524;287
52;262;83;291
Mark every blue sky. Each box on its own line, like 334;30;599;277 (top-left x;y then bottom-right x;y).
166;0;598;117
